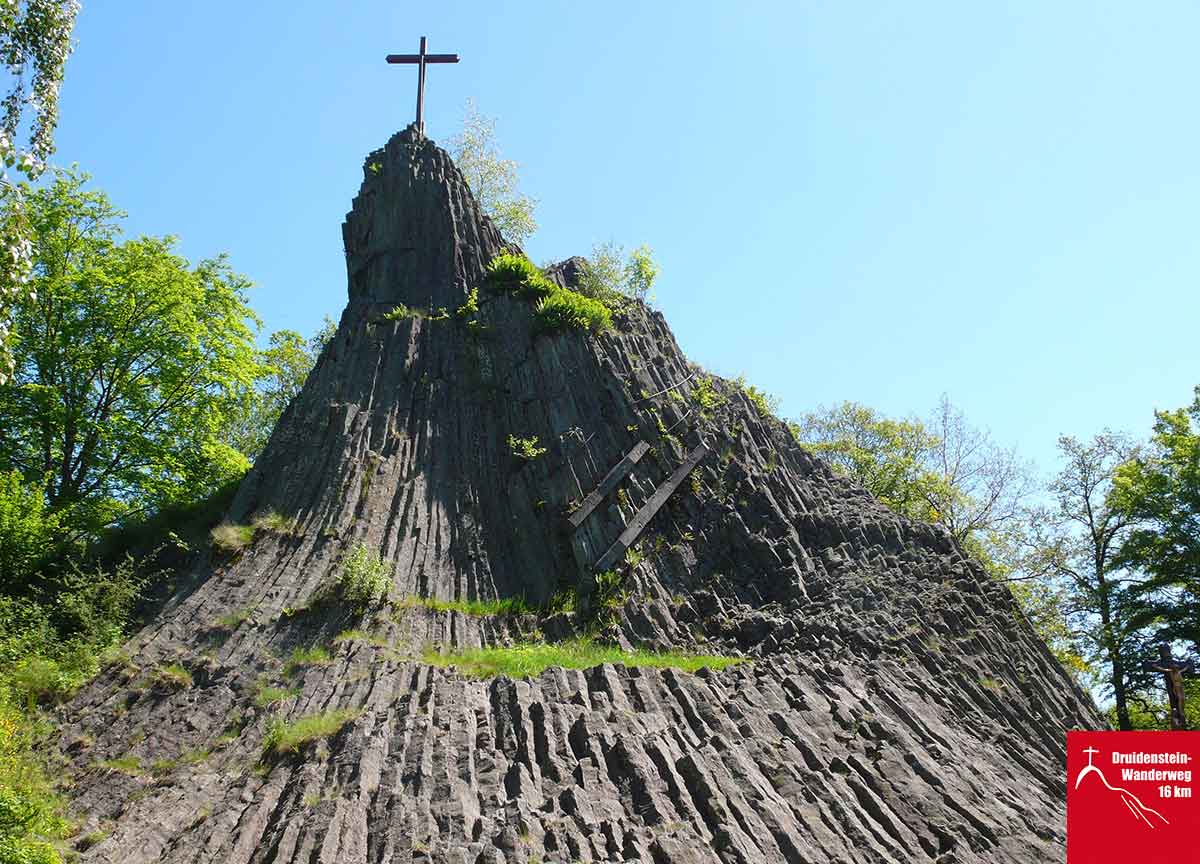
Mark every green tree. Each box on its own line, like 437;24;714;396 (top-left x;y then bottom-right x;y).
1111;387;1200;656
790;401;947;523
0;169;261;532
576;241;660;309
791;399;1086;671
223;323;329;461
0;471;59;594
451;99;537;246
1022;434;1144;728
0;0;82;388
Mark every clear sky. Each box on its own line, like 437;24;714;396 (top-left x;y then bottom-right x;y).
55;1;1198;475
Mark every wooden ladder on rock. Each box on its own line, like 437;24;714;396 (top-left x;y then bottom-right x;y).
568;441;708;573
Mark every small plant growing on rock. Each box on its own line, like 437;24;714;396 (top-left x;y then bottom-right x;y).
335;544;392;610
533;290;611;334
507;434;546;461
283;646;331;676
155;663;193;690
261;708;360;758
210;522;253;552
382;303;419;321
251;511;293;534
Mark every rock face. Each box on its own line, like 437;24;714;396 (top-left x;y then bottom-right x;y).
58;126;1101;863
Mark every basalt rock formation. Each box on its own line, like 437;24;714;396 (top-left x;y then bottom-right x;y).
59;126;1101;863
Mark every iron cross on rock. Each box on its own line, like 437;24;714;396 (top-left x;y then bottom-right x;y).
386;36;459;134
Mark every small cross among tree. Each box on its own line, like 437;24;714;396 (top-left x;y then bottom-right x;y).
386;36;459;133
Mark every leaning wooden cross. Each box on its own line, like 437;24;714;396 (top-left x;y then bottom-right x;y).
1143;644;1194;731
386;36;459;133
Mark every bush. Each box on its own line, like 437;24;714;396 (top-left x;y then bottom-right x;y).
0;472;61;596
533;291;612;334
335;544;391;610
576;242;659;307
0;697;68;864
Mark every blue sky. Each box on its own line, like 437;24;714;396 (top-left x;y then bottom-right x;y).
56;1;1198;474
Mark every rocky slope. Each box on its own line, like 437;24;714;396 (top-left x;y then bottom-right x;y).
56;125;1101;863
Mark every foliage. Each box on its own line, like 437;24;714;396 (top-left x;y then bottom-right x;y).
486;253;612;334
0;703;68;863
262;708;360;757
210;523;253;553
506;434;546;461
533;289;612;334
690;376;725;418
1111;386;1200;655
0;170;261;530
791;402;946;523
575;242;659;308
455;287;478;319
335;543;391;610
222;321;333;462
0;0;82;392
735;376;779;419
1019;433;1144;728
421;638;743;680
381;304;419;322
0;471;59;594
251;511;292;534
451;99;537;245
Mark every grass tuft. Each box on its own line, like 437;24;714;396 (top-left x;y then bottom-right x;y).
262;709;360;757
283;646;331;676
420;639;743;680
155;663;193;690
254;682;302;708
251;511;293;534
210;522;253;552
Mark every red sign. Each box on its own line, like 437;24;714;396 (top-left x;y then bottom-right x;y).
1068;730;1199;863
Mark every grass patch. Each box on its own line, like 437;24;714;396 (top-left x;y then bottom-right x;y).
420;639;743;680
251;511;293;534
150;748;209;776
262;708;360;757
154;663;193;690
398;596;533;617
254;682;302;708
216;607;254;630
98;754;142;776
210;522;253;552
283;646;331;676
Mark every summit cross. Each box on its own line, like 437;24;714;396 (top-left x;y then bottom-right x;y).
386;36;459;133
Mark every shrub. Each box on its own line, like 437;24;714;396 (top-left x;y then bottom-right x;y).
455;287;479;319
0;471;61;595
485;253;541;287
507;435;547;461
533;290;612;334
6;658;68;711
210;522;253;552
336;544;391;610
262;708;360;757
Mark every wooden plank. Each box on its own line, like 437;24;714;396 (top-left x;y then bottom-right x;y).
566;441;650;530
593;443;708;572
